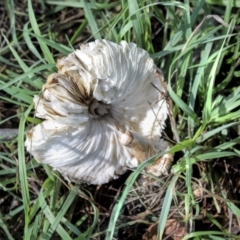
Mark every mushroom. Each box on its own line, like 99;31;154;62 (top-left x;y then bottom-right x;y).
25;40;172;185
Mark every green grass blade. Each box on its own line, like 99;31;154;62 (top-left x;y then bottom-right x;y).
127;0;143;46
188;42;213;129
3;0;18;51
46;186;78;236
80;0;101;40
196;151;238;161
0;64;54;90
28;0;55;64
157;176;177;240
23;22;45;63
38;189;72;240
18;106;32;237
202;22;233;124
168;84;198;120
206;0;240;7
0;212;15;240
196;121;240;143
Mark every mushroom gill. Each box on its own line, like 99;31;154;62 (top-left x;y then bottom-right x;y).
25;40;170;185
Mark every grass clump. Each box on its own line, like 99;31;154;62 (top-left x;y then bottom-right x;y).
0;0;240;239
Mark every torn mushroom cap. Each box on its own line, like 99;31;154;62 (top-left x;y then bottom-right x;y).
25;40;169;185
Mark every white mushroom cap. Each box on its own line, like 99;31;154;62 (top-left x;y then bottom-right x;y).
25;40;168;185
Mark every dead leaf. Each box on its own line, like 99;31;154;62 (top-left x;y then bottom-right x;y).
142;219;187;240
